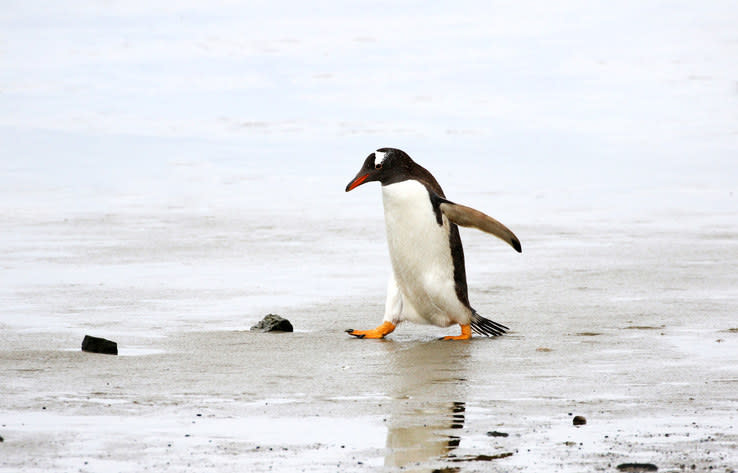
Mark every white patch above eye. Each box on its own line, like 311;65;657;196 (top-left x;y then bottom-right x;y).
374;150;387;166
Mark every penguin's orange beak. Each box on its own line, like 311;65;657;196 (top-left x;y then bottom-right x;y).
345;173;370;192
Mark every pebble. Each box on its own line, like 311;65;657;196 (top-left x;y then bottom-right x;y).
250;314;294;333
616;463;658;472
81;335;118;355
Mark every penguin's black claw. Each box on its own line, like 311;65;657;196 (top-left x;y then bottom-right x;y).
345;329;365;338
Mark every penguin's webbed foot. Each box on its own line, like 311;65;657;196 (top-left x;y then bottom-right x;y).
346;321;396;339
441;324;472;341
345;329;366;339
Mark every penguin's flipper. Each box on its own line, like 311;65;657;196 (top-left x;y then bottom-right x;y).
439;201;522;253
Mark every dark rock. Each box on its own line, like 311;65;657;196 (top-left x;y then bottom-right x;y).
617;463;658;472
81;335;118;355
448;452;514;462
572;415;587;426
250;314;293;333
486;431;509;437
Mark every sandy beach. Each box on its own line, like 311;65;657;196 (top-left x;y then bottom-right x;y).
2;207;737;472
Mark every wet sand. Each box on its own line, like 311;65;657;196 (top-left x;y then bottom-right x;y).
2;211;737;472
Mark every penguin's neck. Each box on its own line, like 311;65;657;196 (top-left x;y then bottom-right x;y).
381;180;432;220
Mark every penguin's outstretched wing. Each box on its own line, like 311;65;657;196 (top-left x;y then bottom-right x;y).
437;199;522;253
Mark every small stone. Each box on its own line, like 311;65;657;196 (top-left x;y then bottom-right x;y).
486;431;509;437
616;463;658;472
250;314;294;333
81;335;118;355
573;415;587;426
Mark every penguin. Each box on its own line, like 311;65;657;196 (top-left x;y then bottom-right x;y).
344;148;521;340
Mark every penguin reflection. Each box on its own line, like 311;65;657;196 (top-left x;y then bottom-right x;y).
381;340;471;471
385;401;465;469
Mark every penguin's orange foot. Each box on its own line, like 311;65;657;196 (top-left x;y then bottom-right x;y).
442;324;472;341
346;321;396;339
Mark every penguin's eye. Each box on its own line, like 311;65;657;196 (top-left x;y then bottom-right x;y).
375;163;383;170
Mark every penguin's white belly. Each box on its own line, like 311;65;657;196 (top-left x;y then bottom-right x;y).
381;181;471;327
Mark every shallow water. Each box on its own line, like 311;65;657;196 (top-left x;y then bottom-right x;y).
2;1;738;472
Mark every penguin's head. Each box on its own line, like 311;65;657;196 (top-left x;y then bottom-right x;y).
345;148;410;191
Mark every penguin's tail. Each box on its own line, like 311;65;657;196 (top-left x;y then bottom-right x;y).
470;310;509;337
